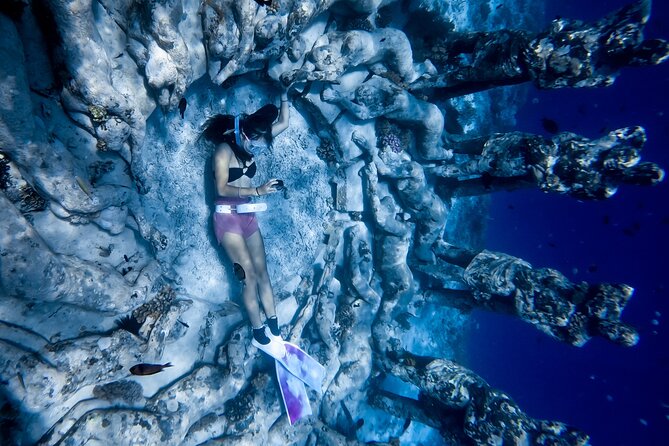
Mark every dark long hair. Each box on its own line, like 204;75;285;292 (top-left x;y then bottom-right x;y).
201;104;279;165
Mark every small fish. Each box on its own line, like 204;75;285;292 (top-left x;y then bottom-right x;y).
114;52;124;59
75;176;93;198
17;373;25;390
602;215;611;225
587;264;598;273
541;118;559;134
177;319;189;328
252;0;272;6
547;241;557;248
507;204;515;210
130;362;173;376
178;97;187;119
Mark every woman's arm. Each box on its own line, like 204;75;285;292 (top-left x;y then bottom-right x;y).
271;92;290;137
213;144;260;197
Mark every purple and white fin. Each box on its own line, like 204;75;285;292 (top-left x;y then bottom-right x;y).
278;341;326;391
275;360;312;425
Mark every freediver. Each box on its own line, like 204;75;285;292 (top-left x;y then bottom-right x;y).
201;91;290;358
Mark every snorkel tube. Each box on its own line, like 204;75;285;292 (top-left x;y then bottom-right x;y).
234;115;243;147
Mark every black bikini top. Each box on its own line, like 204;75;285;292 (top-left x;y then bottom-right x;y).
228;160;256;182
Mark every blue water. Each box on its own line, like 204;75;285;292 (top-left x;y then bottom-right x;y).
465;1;669;445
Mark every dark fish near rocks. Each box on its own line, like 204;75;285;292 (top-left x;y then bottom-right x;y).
252;0;272;6
541;117;559;134
178;98;187;119
130;363;172;376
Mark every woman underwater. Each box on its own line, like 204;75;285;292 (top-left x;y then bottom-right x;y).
201;92;290;358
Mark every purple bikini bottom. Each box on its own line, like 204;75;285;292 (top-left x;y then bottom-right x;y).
213;197;259;241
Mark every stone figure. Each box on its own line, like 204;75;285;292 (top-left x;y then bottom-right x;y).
201;0;260;84
432;241;639;347
361;161;413;296
280;28;436;86
411;0;669;96
376;351;589;446
322;75;448;160
200;94;290;356
354;131;446;262
362;159;417;368
436;126;664;200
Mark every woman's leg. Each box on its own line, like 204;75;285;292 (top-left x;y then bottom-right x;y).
244;229;277;319
219;232;263;328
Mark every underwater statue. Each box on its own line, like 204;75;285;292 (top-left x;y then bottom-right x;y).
323;75;448;160
355;131;447;263
411;0;669;96
436;126;664;199
280;27;436;86
430;240;639;347
373;350;590;446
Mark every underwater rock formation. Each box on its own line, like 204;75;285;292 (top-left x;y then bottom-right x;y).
0;0;666;445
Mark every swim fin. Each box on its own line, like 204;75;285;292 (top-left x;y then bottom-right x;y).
279;341;326;391
275;360;312;425
253;332;325;391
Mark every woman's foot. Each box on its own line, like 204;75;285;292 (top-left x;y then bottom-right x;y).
266;316;282;341
251;325;285;359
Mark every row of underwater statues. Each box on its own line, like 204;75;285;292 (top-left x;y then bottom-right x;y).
322;2;665;443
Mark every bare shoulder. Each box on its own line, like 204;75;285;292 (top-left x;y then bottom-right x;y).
214;143;233;163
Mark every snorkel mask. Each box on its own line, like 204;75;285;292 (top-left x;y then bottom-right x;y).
235;115;269;156
247;140;269;156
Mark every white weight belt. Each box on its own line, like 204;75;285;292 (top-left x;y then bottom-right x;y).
215;202;268;214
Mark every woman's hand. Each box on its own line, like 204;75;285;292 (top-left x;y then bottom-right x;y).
257;179;282;195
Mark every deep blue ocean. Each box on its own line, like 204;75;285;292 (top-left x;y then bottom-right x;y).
464;1;669;445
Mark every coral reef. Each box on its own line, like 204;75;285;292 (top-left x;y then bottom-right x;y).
0;0;666;445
